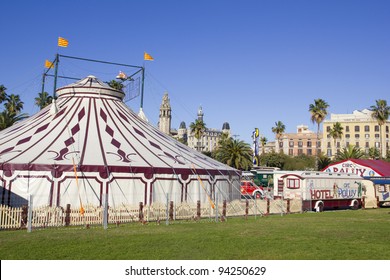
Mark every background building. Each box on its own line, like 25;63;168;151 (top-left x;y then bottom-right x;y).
158;94;231;153
276;125;322;156
323;109;390;158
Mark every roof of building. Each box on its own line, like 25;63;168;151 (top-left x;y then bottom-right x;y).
323;159;390;177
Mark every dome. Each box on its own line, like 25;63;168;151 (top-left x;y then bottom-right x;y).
222;122;230;130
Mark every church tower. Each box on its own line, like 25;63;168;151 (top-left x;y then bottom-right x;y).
158;92;171;135
197;105;204;122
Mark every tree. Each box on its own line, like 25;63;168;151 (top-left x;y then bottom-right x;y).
328;122;343;158
0;111;29;130
4;94;24;114
262;151;286;169
35;91;53;109
309;99;329;154
0;85;7;104
317;153;332;171
215;138;253;170
107;80;124;91
335;144;365;161
189;119;206;151
370;99;390;158
271;121;285;153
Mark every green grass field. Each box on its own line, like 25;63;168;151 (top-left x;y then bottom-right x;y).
1;208;390;260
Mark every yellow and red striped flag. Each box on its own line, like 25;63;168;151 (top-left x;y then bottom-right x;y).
58;37;69;47
44;60;54;68
144;52;154;61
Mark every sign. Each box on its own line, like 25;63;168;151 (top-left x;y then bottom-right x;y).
324;160;379;177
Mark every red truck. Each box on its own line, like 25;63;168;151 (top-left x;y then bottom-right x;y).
240;180;264;199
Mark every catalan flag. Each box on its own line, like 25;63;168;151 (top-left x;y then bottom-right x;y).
58;37;69;47
144;52;154;61
45;60;54;68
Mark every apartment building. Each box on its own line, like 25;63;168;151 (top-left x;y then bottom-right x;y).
276;125;322;156
323;109;390;157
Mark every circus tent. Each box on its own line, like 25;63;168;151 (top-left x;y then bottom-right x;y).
0;76;240;208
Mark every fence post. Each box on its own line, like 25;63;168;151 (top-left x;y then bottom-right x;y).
139;202;144;222
287;199;290;214
245;199;249;219
103;193;108;230
215;196;219;223
169;201;174;221
165;193;169;226
21;205;28;229
196;200;201;220
65;204;71;226
27;194;32;233
266;199;270;215
222;200;226;222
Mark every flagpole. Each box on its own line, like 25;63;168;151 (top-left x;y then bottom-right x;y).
140;64;145;110
53;53;59;98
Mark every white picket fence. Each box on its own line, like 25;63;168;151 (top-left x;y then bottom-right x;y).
0;198;302;230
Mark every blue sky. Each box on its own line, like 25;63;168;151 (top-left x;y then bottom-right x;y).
1;0;389;145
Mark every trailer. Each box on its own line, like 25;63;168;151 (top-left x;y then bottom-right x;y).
273;171;367;212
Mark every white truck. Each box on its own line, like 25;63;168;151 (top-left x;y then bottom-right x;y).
273;171;367;212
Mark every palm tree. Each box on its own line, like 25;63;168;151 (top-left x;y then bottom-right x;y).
259;136;267;166
370;99;390;158
107;80;124;91
0;111;29;130
309;99;329;154
189;119;206;151
4;94;24;114
271;121;285;153
0;85;7;104
215;138;253;170
335;144;364;161
35;91;53;109
328;122;343;158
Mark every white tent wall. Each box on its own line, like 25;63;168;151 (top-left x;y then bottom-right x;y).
0;76;241;219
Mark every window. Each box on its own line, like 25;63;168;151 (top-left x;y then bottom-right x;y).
345;134;350;139
289;141;294;147
298;141;303;147
346;126;350;132
287;178;300;189
337;142;340;148
355;134;360;139
289;149;293;156
364;125;370;132
375;134;380;139
365;142;369;148
307;149;312;155
375;126;380;132
365;134;370;139
355;142;359;148
326;126;331;132
307;141;312;147
355;126;360;132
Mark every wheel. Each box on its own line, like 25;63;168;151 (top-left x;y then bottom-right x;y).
316;202;324;212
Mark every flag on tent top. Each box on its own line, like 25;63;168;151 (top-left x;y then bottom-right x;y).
45;60;54;68
58;37;69;47
144;52;154;61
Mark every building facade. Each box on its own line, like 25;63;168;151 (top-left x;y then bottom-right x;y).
158;93;231;153
323;109;390;158
276;125;322;156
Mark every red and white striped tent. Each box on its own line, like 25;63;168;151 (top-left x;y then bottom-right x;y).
0;76;240;208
